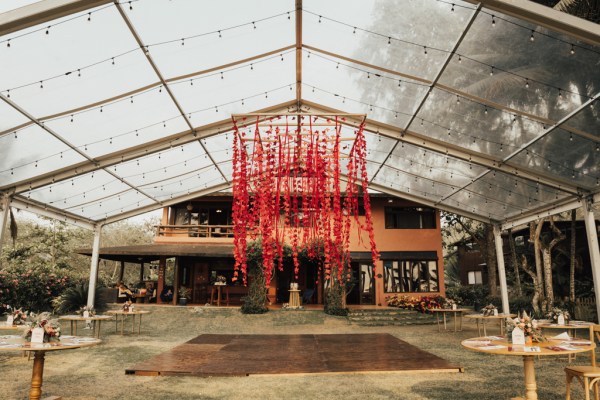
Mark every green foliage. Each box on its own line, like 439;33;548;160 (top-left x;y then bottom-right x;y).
445;285;490;307
52;281;103;314
241;240;294;314
324;280;348;316
0;267;72;312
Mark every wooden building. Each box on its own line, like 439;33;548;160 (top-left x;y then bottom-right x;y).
83;193;445;306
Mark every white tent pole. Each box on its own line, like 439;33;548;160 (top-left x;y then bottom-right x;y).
493;224;510;314
87;224;103;308
0;194;9;265
582;198;600;322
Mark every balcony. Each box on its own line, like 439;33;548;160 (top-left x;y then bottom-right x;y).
155;224;234;239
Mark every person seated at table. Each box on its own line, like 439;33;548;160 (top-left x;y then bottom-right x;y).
160;287;173;302
118;282;134;302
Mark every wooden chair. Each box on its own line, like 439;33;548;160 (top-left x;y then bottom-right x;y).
565;324;600;400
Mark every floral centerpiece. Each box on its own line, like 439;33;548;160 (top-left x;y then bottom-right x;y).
481;304;498;316
546;307;570;325
506;312;546;343
178;286;192;299
23;312;61;342
11;308;29;325
214;275;227;286
122;300;133;312
77;305;96;317
443;298;458;310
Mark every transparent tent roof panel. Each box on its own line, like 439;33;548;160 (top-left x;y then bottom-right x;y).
0;6;158;117
508;128;600;189
169;53;296;118
0;124;87;186
44;90;189;158
302;52;429;129
0;100;31;131
303;0;474;82
382;140;488;187
413;87;543;156
126;0;295;79
441;6;600;121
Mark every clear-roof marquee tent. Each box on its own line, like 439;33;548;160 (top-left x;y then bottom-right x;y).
0;0;599;313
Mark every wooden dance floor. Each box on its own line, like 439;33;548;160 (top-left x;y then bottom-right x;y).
126;333;462;376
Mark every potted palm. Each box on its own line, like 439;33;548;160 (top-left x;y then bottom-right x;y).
178;286;192;305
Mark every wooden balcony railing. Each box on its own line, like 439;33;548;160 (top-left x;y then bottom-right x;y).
155;224;234;238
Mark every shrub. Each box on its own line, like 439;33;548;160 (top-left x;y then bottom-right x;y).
445;285;490;307
385;295;445;314
52;282;103;314
0;268;71;312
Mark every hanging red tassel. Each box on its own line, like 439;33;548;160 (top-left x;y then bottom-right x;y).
231;114;379;287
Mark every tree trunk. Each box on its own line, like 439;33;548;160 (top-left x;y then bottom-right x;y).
485;226;497;296
541;247;554;310
530;220;545;311
508;228;522;296
540;217;566;311
569;209;576;303
520;254;540;314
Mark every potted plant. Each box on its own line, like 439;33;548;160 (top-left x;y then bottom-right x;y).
178;286;191;305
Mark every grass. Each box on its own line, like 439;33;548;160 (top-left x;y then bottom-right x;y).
0;305;593;399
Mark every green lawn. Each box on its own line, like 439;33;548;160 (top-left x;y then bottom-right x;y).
0;306;591;399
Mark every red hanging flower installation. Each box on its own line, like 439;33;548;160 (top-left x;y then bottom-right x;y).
231;114;378;286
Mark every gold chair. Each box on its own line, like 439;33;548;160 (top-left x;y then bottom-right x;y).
565;324;600;400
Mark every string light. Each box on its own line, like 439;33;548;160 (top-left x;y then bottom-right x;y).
491;15;496;27
530;30;535;42
570;44;575;55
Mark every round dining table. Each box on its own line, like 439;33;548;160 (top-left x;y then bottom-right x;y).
464;313;517;336
59;314;113;338
0;334;101;400
462;335;595;400
106;309;150;335
430;308;469;332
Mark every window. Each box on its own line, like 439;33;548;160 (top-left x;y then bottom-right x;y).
383;260;439;293
468;271;483;285
384;207;436;229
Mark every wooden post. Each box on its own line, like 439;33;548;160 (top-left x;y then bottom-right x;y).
139;262;144;283
118;261;125;283
173;257;179;305
156;257;166;304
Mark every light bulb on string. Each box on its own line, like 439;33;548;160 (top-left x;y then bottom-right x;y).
559;89;563;99
77;69;81;77
45;26;50;35
490;66;494;76
525;79;529;88
451;3;455;12
128;1;132;10
6;39;10;47
218;30;222;38
570;44;575;55
388;37;391;45
529;30;535;42
181;38;185;46
423;46;427;55
491;15;496;27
